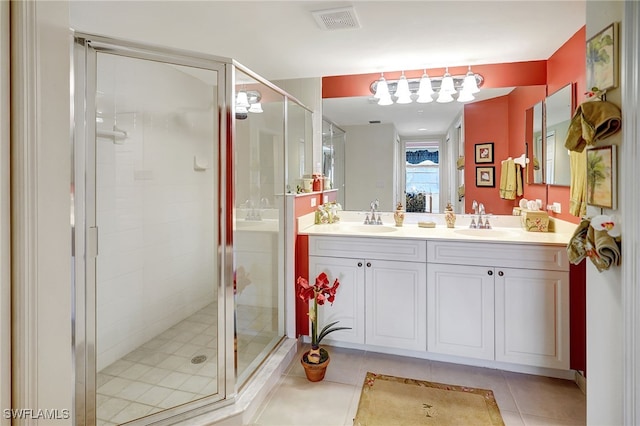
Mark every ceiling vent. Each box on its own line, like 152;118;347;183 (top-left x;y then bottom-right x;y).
312;6;361;31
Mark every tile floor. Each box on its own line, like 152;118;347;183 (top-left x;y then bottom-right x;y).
96;303;279;425
250;345;586;426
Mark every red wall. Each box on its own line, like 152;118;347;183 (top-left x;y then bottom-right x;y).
464;97;512;214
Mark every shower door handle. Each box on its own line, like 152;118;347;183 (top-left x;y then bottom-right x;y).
87;226;99;258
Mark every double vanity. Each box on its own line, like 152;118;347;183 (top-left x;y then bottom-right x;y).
298;211;577;378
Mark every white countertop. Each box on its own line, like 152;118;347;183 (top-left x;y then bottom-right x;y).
298;211;576;246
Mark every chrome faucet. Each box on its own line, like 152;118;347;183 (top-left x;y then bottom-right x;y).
364;199;382;225
469;200;478;228
245;200;261;221
469;201;491;229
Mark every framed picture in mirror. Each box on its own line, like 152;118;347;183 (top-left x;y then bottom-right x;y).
475;142;494;164
587;145;617;209
476;166;495;187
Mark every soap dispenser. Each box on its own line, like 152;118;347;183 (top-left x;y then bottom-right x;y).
445;202;456;228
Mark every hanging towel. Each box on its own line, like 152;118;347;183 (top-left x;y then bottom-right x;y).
586;225;621;272
564;101;622;152
499;158;517;200
569;150;587;217
516;164;523;197
567;218;590;265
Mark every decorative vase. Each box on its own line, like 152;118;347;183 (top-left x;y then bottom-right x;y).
301;349;330;382
394;202;405;227
445;202;456;228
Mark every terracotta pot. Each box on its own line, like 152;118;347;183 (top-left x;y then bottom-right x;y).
301;350;330;382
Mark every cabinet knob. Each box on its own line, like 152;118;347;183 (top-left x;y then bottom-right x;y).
357;262;363;267
366;262;372;267
487;270;493;276
498;271;504;277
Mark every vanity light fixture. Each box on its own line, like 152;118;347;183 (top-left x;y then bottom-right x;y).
235;89;263;119
370;67;483;105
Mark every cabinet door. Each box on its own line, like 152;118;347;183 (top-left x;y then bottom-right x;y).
495;267;569;369
309;256;365;345
365;260;427;351
427;264;495;360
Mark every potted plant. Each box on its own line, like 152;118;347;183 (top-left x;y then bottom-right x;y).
296;272;351;381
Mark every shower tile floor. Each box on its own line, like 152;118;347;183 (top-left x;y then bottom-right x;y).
96;302;278;425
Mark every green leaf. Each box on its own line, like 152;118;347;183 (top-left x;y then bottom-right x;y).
316;320;352;344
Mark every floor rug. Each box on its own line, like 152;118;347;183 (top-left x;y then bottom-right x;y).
353;372;505;426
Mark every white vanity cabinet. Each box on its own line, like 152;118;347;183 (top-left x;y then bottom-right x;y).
427;240;570;369
427;263;495;360
308;236;427;351
308;255;365;345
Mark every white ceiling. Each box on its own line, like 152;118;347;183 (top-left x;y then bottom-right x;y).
70;0;586;137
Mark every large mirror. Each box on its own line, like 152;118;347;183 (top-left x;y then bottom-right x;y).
544;84;573;186
322;84;513;211
528;83;574;186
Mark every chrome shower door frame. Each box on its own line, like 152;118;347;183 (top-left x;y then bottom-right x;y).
72;33;235;425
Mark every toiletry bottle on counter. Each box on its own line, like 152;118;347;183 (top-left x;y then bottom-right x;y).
312;173;323;191
394;202;405;227
445;202;456;228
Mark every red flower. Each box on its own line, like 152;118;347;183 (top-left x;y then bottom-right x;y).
296;276;315;302
296;272;350;348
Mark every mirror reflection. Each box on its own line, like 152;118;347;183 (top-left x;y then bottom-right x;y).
529;84;574;186
545;84;573;186
531;101;544;183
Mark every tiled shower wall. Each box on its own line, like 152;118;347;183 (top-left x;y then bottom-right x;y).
96;55;217;370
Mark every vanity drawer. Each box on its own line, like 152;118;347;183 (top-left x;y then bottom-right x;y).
310;236;426;262
427;241;568;271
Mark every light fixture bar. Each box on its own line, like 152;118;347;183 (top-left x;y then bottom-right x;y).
370;73;483;97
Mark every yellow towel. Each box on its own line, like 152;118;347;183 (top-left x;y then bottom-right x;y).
565;101;622;152
569;150;587;217
499;159;517;200
516;164;523;197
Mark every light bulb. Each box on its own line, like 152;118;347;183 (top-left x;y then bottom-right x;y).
378;93;393;106
457;90;475;102
436;91;454;103
395;72;412;104
417;72;434;96
236;91;250;108
463;66;480;94
248;102;263;113
374;74;390;99
439;68;456;95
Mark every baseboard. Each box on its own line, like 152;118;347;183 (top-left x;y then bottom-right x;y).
574;371;586;395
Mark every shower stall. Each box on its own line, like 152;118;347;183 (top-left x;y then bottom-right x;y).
72;34;311;425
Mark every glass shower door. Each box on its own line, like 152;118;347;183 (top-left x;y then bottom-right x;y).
92;52;223;424
233;69;286;386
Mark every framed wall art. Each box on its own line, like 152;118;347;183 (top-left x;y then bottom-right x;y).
475;142;494;164
476;166;495;187
586;22;619;92
587;145;617;209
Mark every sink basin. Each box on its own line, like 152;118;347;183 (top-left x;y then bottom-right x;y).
343;224;398;234
453;228;517;238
